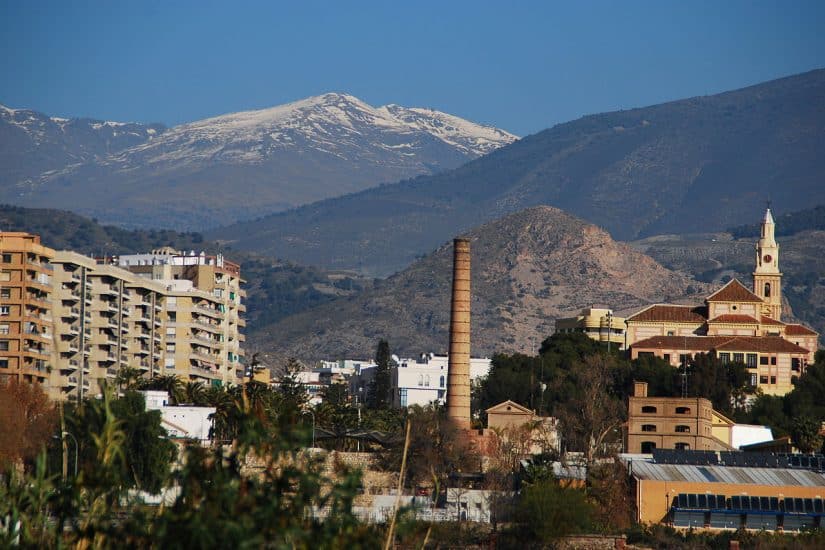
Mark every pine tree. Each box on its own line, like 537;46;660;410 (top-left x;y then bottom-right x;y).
367;340;393;409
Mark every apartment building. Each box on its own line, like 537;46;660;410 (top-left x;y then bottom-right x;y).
116;248;246;385
0;233;247;400
0;233;55;388
49;251;169;401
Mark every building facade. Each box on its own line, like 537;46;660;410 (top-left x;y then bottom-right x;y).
625;209;819;396
0;233;55;388
625;382;732;454
554;307;626;347
0;234;246;400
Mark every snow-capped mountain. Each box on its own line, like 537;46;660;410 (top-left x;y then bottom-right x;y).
0;103;165;188
2;94;516;230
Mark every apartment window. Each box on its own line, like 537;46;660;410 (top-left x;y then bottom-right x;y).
770;357;777;366
0;340;8;351
641;406;657;414
733;353;744;364
0;306;9;316
0;323;8;335
1;254;12;263
166;328;175;336
0;359;8;368
425;375;430;387
679;354;690;365
440;375;445;388
641;424;657;432
675;442;691;451
0;288;9;299
663;354;671;363
760;375;769;384
166;344;176;353
719;353;730;364
792;358;801;372
164;358;175;369
399;388;408;407
675;407;691;415
750;373;758;387
168;312;176;322
0;272;8;282
667;331;675;336
418;374;424;386
675;425;691;433
746;353;757;367
760;356;769;365
770;376;777;384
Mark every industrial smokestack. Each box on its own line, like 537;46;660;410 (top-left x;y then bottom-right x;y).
447;238;471;428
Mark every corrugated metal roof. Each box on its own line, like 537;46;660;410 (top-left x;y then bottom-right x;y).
630;461;825;488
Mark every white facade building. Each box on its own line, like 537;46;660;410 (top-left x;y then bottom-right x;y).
392;353;491;408
141;390;215;443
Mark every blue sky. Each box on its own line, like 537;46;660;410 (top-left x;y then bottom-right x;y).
2;0;824;136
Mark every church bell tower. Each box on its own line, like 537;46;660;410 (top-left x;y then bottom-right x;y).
753;207;782;320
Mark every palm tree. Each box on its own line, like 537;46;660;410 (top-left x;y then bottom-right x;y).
182;381;207;405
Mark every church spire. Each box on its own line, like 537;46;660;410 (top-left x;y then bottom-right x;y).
754;207;782;320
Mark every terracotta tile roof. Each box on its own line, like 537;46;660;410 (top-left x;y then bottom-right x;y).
713;336;809;354
632;336;731;352
708;314;760;324
760;316;785;326
632;335;809;354
785;324;818;336
627;304;707;323
706;279;764;303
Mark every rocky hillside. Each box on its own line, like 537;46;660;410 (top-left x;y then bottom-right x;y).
3;94;516;229
250;206;708;362
214;69;825;276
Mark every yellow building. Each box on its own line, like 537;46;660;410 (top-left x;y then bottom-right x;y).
554;307;625;347
115;249;246;385
0;233;55;389
0;234;247;401
625;382;732;454
625;209;819;396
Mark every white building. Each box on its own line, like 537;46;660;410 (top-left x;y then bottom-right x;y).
392;353;491;408
141;390;215;443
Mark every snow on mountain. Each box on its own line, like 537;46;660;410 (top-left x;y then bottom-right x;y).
2;94;517;230
379;104;518;156
108;92;517;168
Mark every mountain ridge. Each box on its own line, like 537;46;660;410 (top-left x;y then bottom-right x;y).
2;94;516;229
212;69;825;276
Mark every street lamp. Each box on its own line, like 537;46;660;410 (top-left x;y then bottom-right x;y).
53;431;79;477
302;410;316;449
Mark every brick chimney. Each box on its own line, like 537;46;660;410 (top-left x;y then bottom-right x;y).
447;238;471;428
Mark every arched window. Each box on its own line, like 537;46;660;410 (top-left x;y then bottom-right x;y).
675;425;691;433
641;424;657;432
418;374;424;386
425;375;430;387
641;406;657;414
764;282;771;297
641;441;656;453
675;407;691;415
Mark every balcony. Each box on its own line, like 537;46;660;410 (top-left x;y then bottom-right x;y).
67;376;78;386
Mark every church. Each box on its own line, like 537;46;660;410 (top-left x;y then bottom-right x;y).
625;209;819;396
